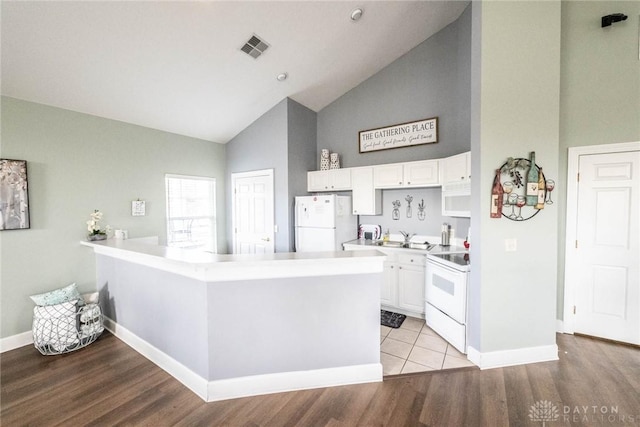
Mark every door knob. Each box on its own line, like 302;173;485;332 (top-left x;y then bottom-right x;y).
261;237;270;242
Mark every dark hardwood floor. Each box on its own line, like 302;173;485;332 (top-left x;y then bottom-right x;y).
2;332;639;426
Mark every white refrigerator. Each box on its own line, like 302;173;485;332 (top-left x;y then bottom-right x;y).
295;195;357;252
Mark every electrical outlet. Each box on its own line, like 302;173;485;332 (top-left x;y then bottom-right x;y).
505;238;517;252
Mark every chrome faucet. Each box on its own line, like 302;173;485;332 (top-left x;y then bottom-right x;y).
399;231;415;244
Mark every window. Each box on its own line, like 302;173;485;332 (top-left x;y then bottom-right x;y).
165;175;217;252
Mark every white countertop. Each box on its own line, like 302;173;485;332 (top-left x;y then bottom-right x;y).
82;238;386;282
342;238;468;255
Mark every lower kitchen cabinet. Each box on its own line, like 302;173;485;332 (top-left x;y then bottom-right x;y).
381;261;398;307
382;253;426;317
343;243;426;317
397;263;425;314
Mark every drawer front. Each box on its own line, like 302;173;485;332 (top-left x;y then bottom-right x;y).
397;253;426;267
425;303;466;354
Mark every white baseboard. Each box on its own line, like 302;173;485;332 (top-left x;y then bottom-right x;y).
467;344;559;370
207;363;382;402
0;331;33;353
103;317;209;401
104;317;383;402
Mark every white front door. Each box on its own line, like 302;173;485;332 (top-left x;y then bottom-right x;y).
232;170;275;254
573;151;640;344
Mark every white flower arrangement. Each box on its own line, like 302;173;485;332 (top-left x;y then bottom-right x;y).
86;210;111;236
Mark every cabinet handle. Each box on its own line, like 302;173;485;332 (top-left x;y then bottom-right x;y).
410;259;414;262
399;266;403;270
399;181;402;184
460;176;464;180
407;181;411;184
390;266;394;269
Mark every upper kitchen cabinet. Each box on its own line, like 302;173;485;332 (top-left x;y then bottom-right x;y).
307;169;352;192
351;167;382;215
441;151;471;217
373;160;439;189
442;151;471;184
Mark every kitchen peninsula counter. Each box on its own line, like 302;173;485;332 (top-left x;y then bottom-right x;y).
82;239;385;402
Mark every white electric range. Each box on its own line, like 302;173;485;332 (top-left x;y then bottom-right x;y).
425;251;470;354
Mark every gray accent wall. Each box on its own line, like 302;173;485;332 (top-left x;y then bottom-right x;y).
226;98;316;253
358;188;470;239
287;101;318;251
317;6;472;169
0;97;226;338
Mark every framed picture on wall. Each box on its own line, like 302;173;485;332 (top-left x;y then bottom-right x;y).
358;117;438;153
0;159;30;230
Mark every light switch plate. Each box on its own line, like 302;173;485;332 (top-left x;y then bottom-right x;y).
505;238;517;252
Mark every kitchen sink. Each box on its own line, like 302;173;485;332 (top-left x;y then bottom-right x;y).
374;241;435;251
375;240;405;248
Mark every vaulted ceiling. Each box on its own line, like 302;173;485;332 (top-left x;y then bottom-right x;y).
2;1;468;143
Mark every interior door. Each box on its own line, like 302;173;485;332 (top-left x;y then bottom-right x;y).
232;170;275;254
573;151;639;344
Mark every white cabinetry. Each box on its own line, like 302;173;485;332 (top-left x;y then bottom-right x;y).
307;169;352;192
381;260;398;307
373;164;404;188
342;244;426;317
442;151;471;218
403;160;440;187
442;152;471;184
351;167;381;215
373;249;426;317
373;160;439;188
396;254;426;315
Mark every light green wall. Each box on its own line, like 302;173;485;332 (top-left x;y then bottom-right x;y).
0;97;226;337
469;1;561;352
556;1;640;318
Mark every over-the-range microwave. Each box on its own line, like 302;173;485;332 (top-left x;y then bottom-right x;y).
441;181;471;218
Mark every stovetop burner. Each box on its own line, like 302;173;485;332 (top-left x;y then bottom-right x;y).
429;252;470;270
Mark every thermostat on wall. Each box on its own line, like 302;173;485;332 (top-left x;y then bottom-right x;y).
131;200;146;216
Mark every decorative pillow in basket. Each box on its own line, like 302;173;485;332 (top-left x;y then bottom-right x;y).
31;283;104;355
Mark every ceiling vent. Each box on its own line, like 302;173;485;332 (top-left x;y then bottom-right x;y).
240;35;269;59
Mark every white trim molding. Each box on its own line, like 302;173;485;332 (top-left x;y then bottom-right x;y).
207;364;382;402
563;141;640;334
0;331;33;353
104;317;382;403
467;344;559;370
103;317;209;401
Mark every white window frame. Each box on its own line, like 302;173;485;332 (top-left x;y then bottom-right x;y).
165;174;217;253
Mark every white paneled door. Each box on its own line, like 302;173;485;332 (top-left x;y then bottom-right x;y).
232;169;274;254
573;151;639;345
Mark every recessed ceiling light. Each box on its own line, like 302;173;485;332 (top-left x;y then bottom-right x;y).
276;73;288;82
350;8;363;22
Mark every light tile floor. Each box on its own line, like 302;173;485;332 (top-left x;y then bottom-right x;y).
380;316;475;375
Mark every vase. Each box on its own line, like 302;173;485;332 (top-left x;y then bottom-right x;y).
87;234;107;241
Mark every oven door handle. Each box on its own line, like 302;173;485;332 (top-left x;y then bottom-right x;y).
427;259;464;274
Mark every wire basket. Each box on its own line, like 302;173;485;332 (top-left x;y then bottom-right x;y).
32;300;104;355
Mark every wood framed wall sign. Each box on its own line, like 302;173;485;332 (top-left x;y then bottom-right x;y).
358;117;438;153
0;159;30;230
